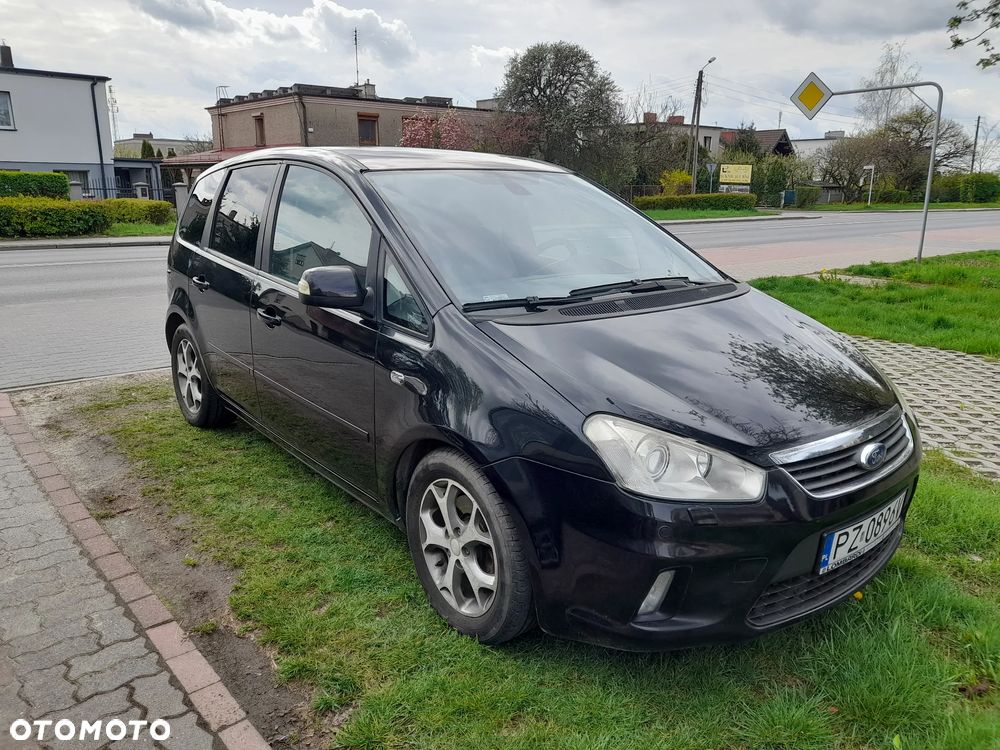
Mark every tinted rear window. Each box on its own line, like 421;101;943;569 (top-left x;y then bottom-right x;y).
209;164;278;265
177;171;223;247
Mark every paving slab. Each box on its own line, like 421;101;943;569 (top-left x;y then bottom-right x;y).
0;395;269;750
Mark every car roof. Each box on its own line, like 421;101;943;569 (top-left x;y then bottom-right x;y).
206;146;568;175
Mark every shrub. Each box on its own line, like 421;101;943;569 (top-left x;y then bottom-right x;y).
794;186;821;208
0;170;70;200
959;172;1000;203
873;188;909;204
932;173;964;202
0;197;112;237
633;192;757;211
99;198;175;224
658;169;692;196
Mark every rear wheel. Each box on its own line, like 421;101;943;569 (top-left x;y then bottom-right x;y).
170;325;231;428
406;449;534;644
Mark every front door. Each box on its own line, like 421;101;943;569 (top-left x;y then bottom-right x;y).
251;163;379;496
189;162;279;415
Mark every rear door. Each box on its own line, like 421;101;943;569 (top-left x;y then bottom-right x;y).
188;162;279;415
251;162;379;496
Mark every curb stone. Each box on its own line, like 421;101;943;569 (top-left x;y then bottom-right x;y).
0;392;271;750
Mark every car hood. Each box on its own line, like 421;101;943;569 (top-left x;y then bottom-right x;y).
478;288;897;464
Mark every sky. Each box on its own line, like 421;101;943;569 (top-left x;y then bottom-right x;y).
3;0;998;146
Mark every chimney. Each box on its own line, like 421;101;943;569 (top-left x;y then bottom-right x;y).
0;44;13;69
643;111;657;125
352;79;376;99
666;115;685;125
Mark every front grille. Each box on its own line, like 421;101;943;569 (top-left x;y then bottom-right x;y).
781;415;911;497
746;526;902;628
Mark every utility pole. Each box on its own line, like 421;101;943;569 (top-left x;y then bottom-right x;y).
971;115;981;173
690;57;716;194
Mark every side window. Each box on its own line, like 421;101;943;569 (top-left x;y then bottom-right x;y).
383;256;428;335
269;166;374;285
210;164;278;265
177;171;223;247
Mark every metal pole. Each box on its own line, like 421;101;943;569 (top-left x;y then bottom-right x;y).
868;168;874;206
971;115;980;173
830;81;943;263
690;70;704;194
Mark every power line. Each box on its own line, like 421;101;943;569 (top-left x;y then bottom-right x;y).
706;73;860;116
704;77;861;123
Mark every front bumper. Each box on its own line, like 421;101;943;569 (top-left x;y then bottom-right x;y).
484;431;921;651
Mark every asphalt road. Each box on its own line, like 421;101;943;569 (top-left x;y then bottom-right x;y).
2;209;999;389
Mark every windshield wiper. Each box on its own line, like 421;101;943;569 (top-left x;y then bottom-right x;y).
569;276;715;298
462;295;592;313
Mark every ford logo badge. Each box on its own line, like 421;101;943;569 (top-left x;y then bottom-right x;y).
858;442;887;471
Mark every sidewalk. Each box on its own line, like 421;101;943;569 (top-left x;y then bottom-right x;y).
0;393;269;750
0;236;171;252
657;212;813;226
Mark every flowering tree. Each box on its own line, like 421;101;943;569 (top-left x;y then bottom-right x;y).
400;111;479;150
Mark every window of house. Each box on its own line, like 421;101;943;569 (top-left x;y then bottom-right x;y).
177;170;224;247
383;256;428;335
269;165;374;285
209;164;278;265
0;92;14;129
358;114;378;146
703;135;712;150
254;116;266;147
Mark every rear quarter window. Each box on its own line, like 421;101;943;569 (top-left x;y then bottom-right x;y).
177;171;223;247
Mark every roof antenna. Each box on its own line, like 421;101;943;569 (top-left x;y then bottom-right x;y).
354;28;360;86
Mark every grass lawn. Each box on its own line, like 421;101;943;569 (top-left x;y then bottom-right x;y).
105;221;176;237
643;208;777;221
752;250;1000;358
82;379;1000;750
801;202;1000;212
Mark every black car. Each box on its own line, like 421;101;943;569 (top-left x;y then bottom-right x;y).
165;147;920;650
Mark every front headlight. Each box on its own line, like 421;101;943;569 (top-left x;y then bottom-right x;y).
583;414;766;501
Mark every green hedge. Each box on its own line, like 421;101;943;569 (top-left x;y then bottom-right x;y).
0;197;112;237
0;170;70;200
872;188;909;204
794;186;821;208
959;172;1000;203
100;198;175;224
633;192;757;211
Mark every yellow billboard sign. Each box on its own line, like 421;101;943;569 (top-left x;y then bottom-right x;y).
720;164;752;185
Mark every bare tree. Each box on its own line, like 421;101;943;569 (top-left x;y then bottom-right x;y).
625;84;688;184
973;119;1000;171
856;43;922;129
181;133;214;154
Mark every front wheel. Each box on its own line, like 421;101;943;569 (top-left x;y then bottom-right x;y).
406;449;535;645
170;324;232;428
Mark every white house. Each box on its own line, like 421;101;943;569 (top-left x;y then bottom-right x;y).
0;44;115;193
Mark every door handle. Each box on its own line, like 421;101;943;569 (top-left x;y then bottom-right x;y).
390;370;428;396
191;275;210;291
256;307;282;328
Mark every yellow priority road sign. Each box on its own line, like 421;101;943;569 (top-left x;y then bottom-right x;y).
791;72;833;120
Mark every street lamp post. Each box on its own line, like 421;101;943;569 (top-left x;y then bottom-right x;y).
690;56;716;195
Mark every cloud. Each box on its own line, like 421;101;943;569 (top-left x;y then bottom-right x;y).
755;0;946;39
469;45;519;68
131;0;414;63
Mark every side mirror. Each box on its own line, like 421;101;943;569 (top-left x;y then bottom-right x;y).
297;266;366;308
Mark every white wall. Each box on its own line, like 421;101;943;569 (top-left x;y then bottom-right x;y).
0;71;113;167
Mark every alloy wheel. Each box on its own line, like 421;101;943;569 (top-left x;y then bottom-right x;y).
418;478;498;617
175;339;203;413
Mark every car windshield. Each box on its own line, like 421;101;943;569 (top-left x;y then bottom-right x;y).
366;169;725;307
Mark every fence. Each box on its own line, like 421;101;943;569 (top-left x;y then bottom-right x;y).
82;181;169;202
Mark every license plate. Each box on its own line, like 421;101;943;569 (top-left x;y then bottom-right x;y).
817;493;905;575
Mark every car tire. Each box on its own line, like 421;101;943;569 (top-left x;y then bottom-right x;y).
170;324;232;428
406;448;535;645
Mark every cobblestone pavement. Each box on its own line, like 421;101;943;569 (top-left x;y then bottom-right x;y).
0;395;267;750
854;337;1000;480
